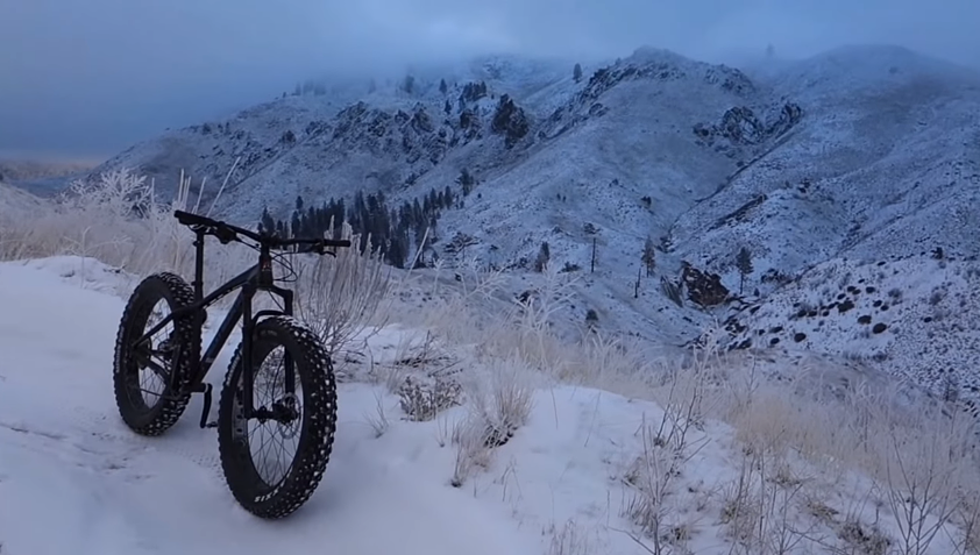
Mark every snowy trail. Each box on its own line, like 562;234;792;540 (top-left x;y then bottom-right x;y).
0;260;542;555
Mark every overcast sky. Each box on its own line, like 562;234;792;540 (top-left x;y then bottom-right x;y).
1;0;977;161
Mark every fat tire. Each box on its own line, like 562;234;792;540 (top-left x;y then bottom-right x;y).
112;272;198;436
217;316;337;519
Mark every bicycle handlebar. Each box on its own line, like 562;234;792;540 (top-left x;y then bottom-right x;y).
173;210;352;251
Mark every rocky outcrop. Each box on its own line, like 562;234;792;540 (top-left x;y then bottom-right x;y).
330;102;451;167
710;194;768;230
580;59;753;103
693;103;803;156
540;54;755;141
681;262;730;308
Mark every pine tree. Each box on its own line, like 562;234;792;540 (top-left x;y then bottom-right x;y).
534;242;550;272
456;168;475;195
290;211;302;239
573;63;583;82
259;208;275;235
439;78;448;95
641;236;656;277
736;246;754;295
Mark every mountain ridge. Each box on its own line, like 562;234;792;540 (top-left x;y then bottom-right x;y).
61;43;980;414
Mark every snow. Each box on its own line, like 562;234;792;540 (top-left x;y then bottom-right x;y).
0;256;705;555
1;255;975;555
0;258;543;554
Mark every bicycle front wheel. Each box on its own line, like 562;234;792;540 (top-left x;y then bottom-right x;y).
216;316;337;519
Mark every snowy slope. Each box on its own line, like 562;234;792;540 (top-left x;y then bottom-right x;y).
721;251;980;413
0;258;571;554
71;43;980;415
668;45;980;284
1;256;972;555
0;182;44;215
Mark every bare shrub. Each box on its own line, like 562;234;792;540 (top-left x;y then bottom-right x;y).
719;446;817;555
397;375;463;422
618;363;713;553
0;168;253;287
363;389;391;438
838;516;891;555
950;490;980;554
447;358;534;487
293;222;393;356
449;411;493;487
621;412;696;553
879;425;962;555
546;519;592;555
467;358;535;446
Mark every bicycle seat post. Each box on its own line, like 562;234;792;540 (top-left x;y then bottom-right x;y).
192;228;206;302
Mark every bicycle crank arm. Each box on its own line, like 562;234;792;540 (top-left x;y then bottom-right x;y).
192;383;218;428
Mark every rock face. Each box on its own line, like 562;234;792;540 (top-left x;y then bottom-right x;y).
693;103;804;157
681;262;730;308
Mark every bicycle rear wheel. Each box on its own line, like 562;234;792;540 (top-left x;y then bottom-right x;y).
217;316;338;519
112;272;198;436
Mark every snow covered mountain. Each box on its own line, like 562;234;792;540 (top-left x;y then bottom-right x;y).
82;44;980;411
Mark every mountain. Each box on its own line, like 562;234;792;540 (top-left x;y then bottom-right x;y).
82;44;980;412
0;181;45;216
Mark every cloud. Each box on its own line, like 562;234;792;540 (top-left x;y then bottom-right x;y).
0;0;976;160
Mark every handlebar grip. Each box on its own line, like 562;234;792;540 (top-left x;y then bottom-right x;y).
322;239;352;248
174;210;218;228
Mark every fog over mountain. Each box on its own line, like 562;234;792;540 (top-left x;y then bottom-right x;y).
1;0;977;160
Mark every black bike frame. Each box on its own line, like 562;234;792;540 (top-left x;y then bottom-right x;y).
133;228;295;418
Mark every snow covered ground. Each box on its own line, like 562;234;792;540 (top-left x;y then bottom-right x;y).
0;258;542;555
2;256;978;555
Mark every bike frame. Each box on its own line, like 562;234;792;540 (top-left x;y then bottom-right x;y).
132;228;296;420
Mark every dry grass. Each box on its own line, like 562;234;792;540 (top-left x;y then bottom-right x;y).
0;168;393;354
392;261;980;554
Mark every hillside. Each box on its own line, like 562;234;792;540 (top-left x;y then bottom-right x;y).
79;44;980;415
2;256;977;555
